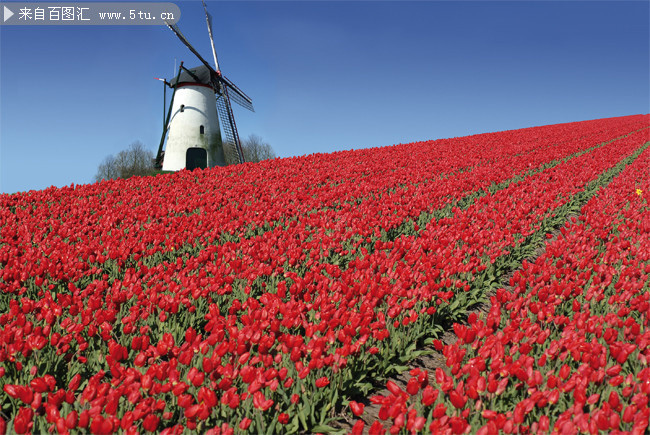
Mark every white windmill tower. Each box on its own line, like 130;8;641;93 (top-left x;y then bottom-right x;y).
155;0;253;171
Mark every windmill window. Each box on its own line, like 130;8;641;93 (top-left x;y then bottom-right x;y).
200;125;205;135
180;105;185;112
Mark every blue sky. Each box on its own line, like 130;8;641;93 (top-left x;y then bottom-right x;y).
1;0;648;194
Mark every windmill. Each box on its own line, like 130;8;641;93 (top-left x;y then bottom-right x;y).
155;0;253;171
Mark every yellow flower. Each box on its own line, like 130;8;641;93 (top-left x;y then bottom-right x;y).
637;188;643;196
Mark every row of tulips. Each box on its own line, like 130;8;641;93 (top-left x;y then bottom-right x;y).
1;115;648;433
362;140;650;433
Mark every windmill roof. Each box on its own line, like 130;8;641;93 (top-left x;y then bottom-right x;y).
169;65;214;88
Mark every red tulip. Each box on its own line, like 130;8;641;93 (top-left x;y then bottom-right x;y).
351;420;365;435
65;411;78;429
239;418;252;430
143;414;160;432
349;401;365;416
277;413;289;425
13;407;33;434
449;390;467;409
386;380;402;396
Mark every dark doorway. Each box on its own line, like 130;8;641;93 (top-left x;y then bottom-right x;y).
186;147;207;170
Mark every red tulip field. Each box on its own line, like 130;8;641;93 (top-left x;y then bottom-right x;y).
1;114;649;434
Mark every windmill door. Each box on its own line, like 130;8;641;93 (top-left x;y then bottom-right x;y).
186;147;207;170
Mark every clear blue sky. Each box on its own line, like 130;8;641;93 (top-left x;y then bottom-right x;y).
1;1;648;194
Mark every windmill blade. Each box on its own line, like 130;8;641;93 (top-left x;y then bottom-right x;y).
165;22;218;78
154;77;168;131
202;0;220;72
216;93;246;164
221;75;255;112
226;90;255;113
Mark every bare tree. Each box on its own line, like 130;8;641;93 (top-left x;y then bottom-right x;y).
95;155;119;182
95;141;155;182
224;134;276;165
241;134;276;163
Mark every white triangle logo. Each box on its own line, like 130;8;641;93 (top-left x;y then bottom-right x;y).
4;6;14;22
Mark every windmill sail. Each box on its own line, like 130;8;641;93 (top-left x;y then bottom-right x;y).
216;92;245;164
165;22;254;112
202;0;220;72
222;75;255;112
165;22;217;78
